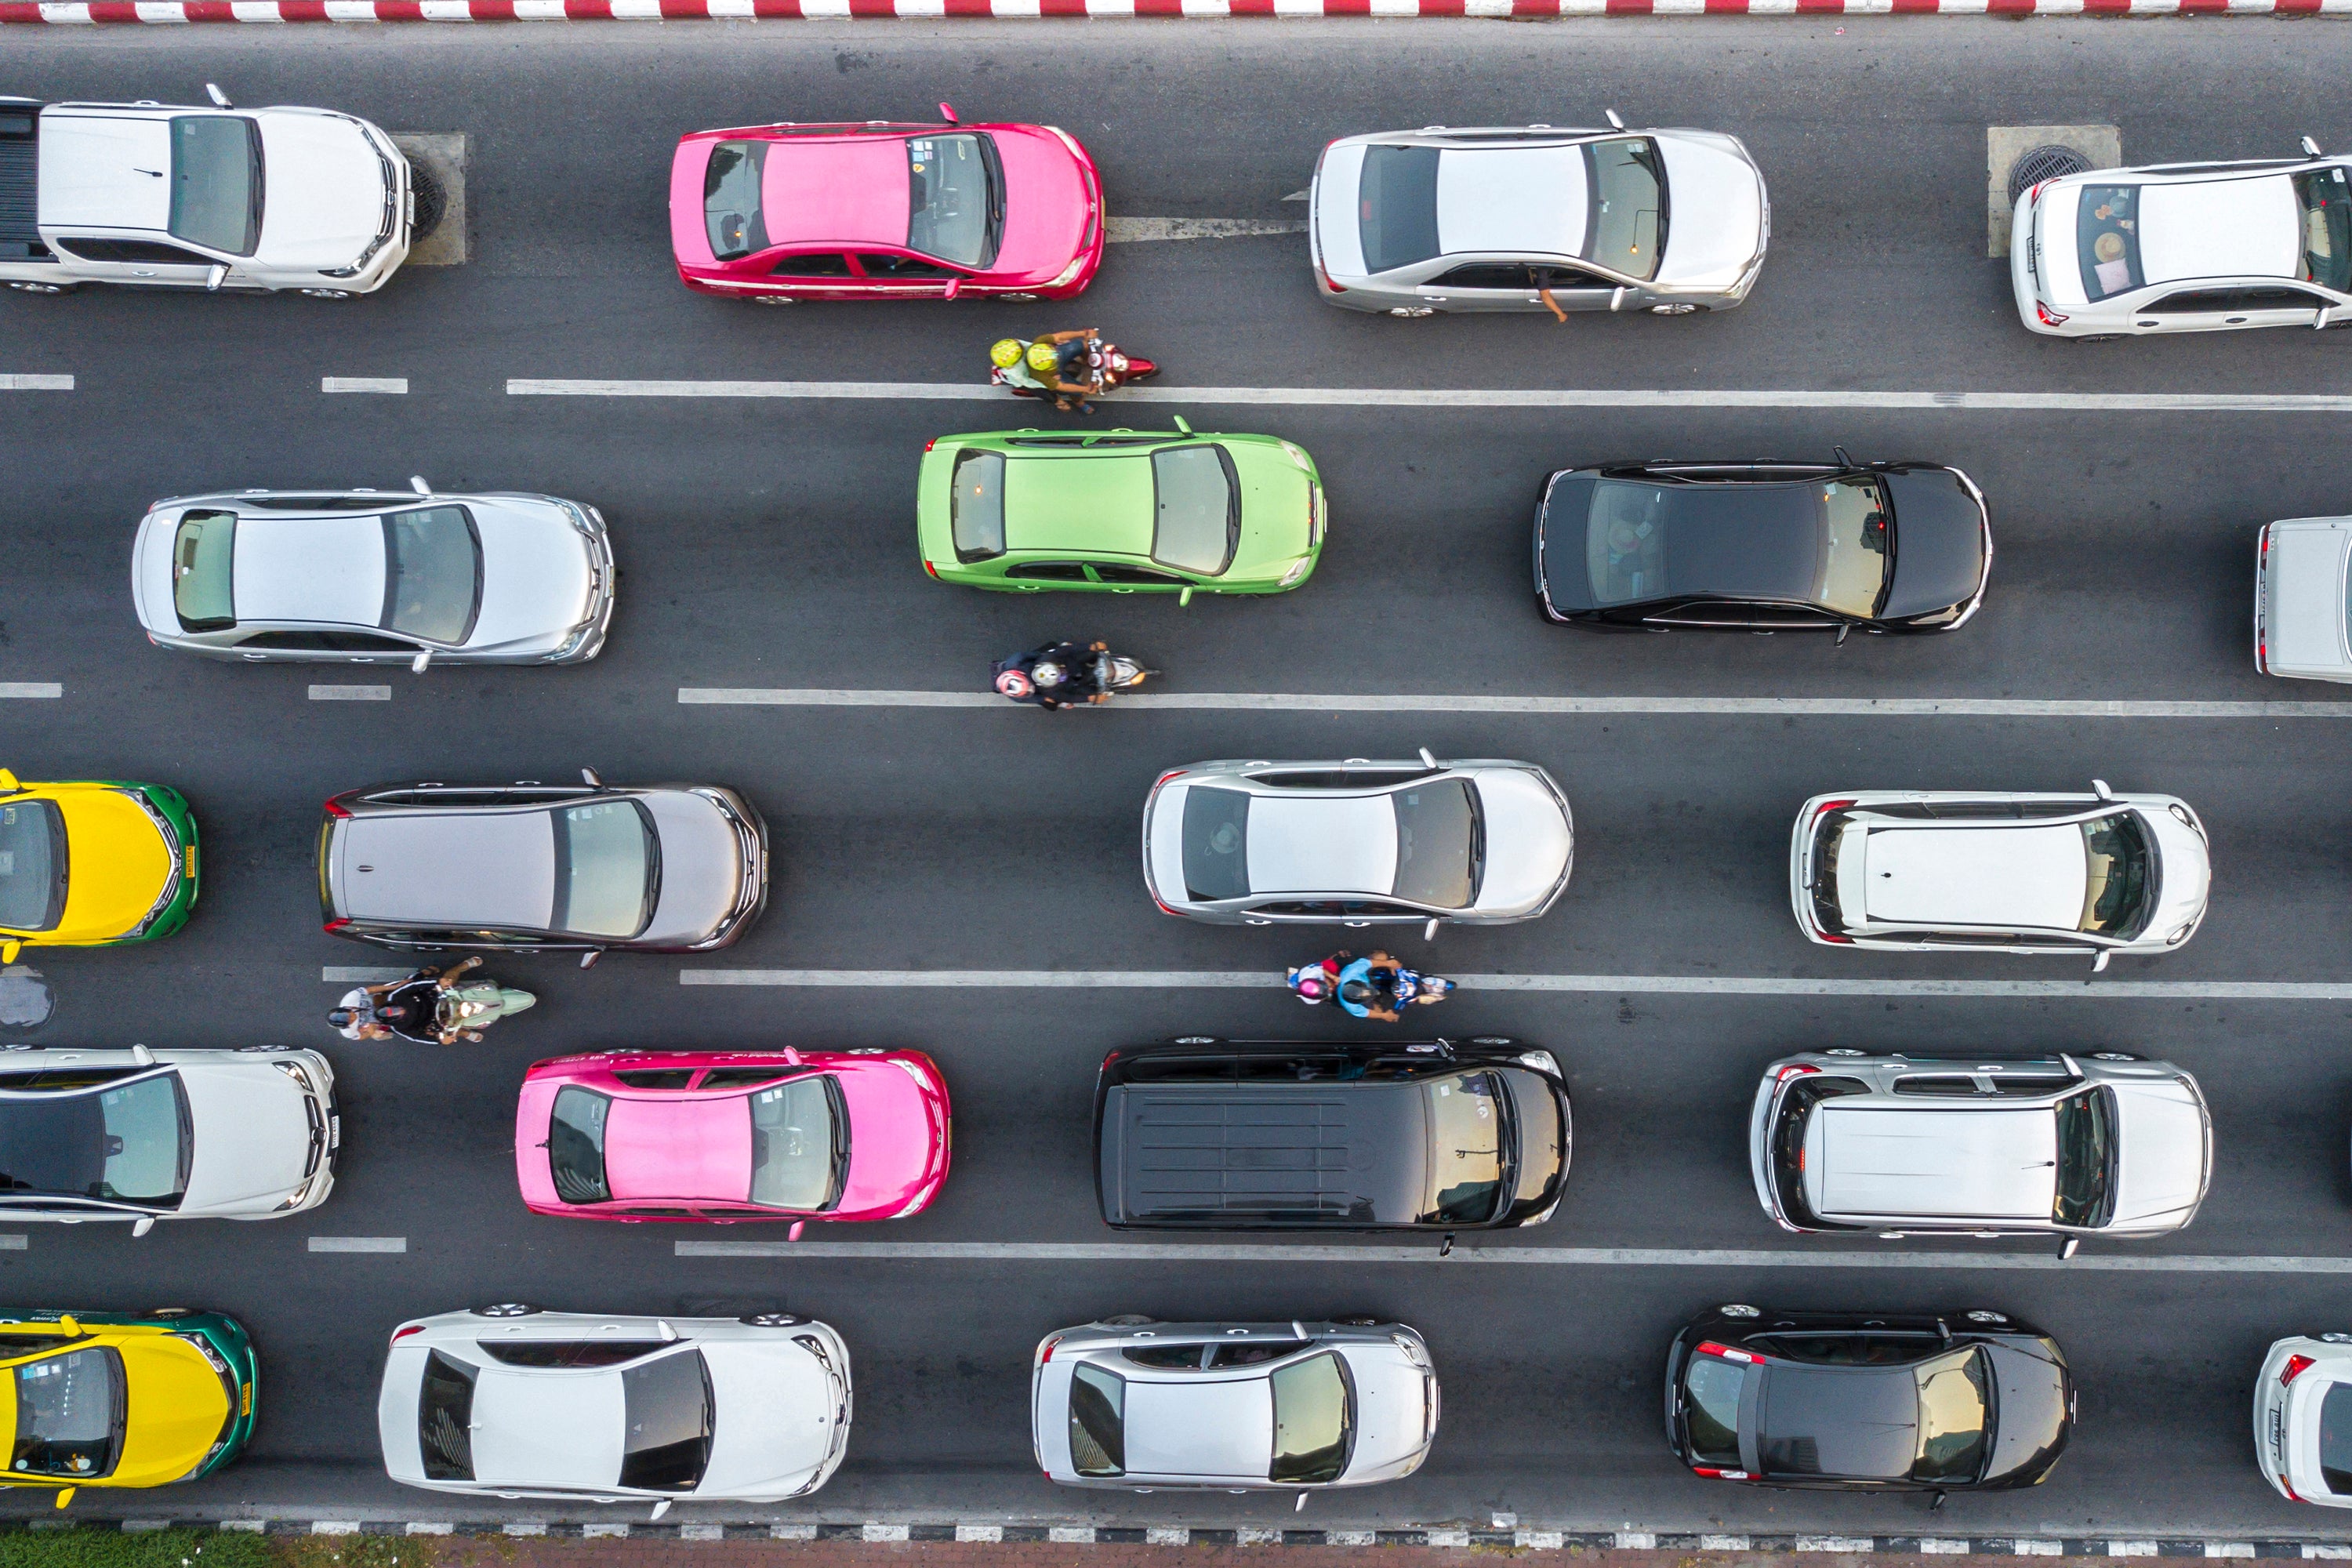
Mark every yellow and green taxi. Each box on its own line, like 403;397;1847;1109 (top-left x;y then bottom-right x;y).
0;1309;256;1504
917;422;1326;602
0;771;198;964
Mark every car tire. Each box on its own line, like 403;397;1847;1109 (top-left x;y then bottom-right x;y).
1387;307;1436;318
147;1308;194;1319
1171;1036;1218;1046
410;162;448;242
470;1303;541;1318
1469;1037;1515;1047
1097;1315;1156;1327
1000;292;1040;303
739;1312;808;1327
234;1044;293;1053
2071;334;2126;343
6;281;74;295
2089;1051;2140;1061
1824;1048;1864;1056
750;296;797;307
298;288;358;300
1963;1310;2009;1325
1717;1304;1760;1319
1332;1316;1381;1327
1648;303;1704;316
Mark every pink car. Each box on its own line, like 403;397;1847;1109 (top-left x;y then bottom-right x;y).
514;1048;950;1232
670;110;1105;303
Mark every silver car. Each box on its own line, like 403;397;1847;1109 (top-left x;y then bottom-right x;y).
1749;1051;2212;1254
2255;516;2352;683
2009;141;2352;339
2252;1334;2352;1507
1308;121;1768;318
131;481;614;668
1142;754;1573;933
1032;1319;1437;1494
1789;782;2211;969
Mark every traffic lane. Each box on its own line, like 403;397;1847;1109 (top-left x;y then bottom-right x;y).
0;390;2334;704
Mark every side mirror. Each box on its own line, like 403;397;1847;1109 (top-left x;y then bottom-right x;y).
581;767;602;788
129;1216;154;1237
1834;624;1851;647
129;1044;154;1065
788;1220;807;1241
0;942;20;965
1172;415;1192;434
2058;1236;2081;1260
1178;585;1195;608
1833;445;1854;467
2090;778;2114;800
58;1316;79;1337
2303;135;2324;157
51;1488;74;1510
410;650;430;674
205;82;232;108
781;1045;804;1065
0;769;18;792
409;475;432;496
1422;917;1439;942
205;264;227;292
1608;286;1628;312
1418;746;1438;769
2091;950;2111;974
938;101;959;124
648;1500;672;1522
942;277;962;301
1605;108;1625;129
579;949;601;970
1294;1492;1308;1513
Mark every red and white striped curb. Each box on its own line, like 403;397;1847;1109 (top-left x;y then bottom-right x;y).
2;0;2347;20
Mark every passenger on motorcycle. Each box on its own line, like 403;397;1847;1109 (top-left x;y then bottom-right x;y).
993;640;1111;709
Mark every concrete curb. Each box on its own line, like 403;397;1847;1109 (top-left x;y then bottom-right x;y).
1;0;2348;21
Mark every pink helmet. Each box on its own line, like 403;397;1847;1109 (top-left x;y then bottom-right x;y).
996;669;1033;699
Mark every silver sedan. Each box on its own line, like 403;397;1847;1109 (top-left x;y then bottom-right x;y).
1308;121;1768;318
132;480;614;668
1142;754;1573;933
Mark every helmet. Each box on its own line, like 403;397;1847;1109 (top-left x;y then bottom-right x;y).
1027;341;1062;373
1032;660;1066;687
325;1009;354;1029
990;338;1027;369
995;669;1033;699
1340;978;1381;1007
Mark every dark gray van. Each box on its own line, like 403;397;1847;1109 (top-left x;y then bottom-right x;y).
1094;1038;1571;1232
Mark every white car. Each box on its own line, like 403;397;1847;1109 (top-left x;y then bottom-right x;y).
1790;782;2211;968
0;1045;335;1229
1142;754;1573;932
2255;516;2352;682
1033;1319;1437;1493
379;1308;851;1512
2009;141;2352;339
2255;1335;2352;1505
0;88;408;298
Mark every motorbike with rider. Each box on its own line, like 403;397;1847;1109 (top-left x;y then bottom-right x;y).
328;956;537;1044
989;331;1159;414
993;640;1156;709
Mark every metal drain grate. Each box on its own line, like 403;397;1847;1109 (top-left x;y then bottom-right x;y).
2007;144;2092;205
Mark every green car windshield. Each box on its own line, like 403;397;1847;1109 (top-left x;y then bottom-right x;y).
1151;445;1238;576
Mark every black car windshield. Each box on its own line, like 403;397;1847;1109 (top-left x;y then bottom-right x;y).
1416;1071;1507;1225
748;1076;844;1211
906;133;998;269
1069;1363;1125;1477
547;1085;613;1203
2321;1384;2352;1495
381;506;482;645
551;800;657;939
0;1073;188;1207
170;510;237;633
1151;446;1238;577
1680;1355;1744;1466
2076;185;2144;302
1499;1069;1566;1210
417;1349;477;1481
13;1347;125;1479
0;800;67;933
1391;780;1478;909
1909;1347;1994;1483
168;116;261;256
1357;145;1440;274
1585;139;1665;280
1181;787;1250;902
2078;812;2153;938
1583;475;1889;615
702;141;768;261
2297;168;2352;293
619;1350;714;1491
2053;1087;2118;1229
1269;1352;1352;1484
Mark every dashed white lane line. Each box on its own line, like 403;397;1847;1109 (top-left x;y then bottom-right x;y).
1105;217;1309;241
0;1236;27;1252
308;684;391;701
0;684;62;699
679;969;2352;1000
678;688;2352;719
307;1236;405;1254
0;376;71;391
509;379;2352;414
675;1240;2352;1272
320;376;408;394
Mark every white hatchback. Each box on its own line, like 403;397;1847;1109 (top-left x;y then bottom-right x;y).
2256;516;2352;682
2255;1335;2352;1506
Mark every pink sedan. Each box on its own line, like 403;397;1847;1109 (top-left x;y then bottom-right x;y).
514;1048;950;1233
670;107;1105;303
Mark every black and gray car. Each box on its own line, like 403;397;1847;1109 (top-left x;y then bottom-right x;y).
1094;1038;1570;1233
318;772;767;960
1533;459;1991;635
1665;1304;2074;1497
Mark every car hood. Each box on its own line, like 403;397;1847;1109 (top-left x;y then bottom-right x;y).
2109;1077;2209;1229
38;114;170;231
990;126;1091;282
1338;1346;1432;1479
1468;769;1573;917
472;1363;625;1488
253;111;391;270
837;1061;946;1218
1981;1341;2070;1483
604;1095;753;1204
1755;1363;1918;1481
1858;824;2084;932
1813;1105;2056;1221
2140;176;2301;285
235;515;387;628
180;1062;312;1210
1654;132;1766;288
111;1337;234;1486
53;788;173;941
467;498;597;652
699;1339;839;1496
637;790;746;946
1125;1377;1272;1479
1247;794;1396;896
2268;522;2352;673
1228;442;1315;580
2140;806;2212;946
1880;469;1988;619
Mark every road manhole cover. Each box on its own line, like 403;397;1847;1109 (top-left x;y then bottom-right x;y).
0;965;53;1029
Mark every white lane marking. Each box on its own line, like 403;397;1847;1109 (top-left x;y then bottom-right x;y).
0;1237;25;1251
0;376;71;391
1702;1537;1754;1552
503;1523;547;1538
679;688;2352;719
863;1526;911;1544
677;1240;2352;1272
1616;1535;1657;1552
405;1524;454;1537
510;378;2352;413
956;1527;1003;1544
582;1524;629;1540
1050;1528;1097;1545
307;684;392;702
307;1236;405;1253
1798;1539;1873;1554
772;1526;818;1542
0;684;63;699
310;1523;362;1537
680;969;2352;1000
323;966;408;982
1105;216;1309;241
321;376;408;394
1148;1528;1192;1546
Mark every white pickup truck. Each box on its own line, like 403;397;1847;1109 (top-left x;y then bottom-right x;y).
0;85;410;297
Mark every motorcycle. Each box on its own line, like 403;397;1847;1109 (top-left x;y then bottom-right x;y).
989;332;1160;411
993;641;1158;708
332;962;537;1044
1290;951;1456;1017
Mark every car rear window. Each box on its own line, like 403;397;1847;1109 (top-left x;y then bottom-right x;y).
416;1349;477;1481
703;141;768;261
1181;786;1251;902
906;133;999;269
1069;1363;1125;1477
950;450;1006;562
1909;1346;1991;1483
2076;185;2144;302
551;800;656;940
1391;780;1478;909
169;115;261;257
1151;445;1238;576
13;1346;123;1480
1357;145;1440;274
172;510;237;633
381;506;483;646
2053;1087;2118;1229
619;1350;714;1492
2322;1383;2352;1494
1269;1352;1352;1484
1680;1354;1744;1466
548;1085;612;1203
0;800;67;933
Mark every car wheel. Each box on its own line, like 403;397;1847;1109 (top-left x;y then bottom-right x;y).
2321;1333;2352;1344
1331;1316;1381;1327
2071;333;2126;343
1097;1315;1156;1327
147;1308;194;1319
1648;303;1703;316
1387;307;1436;318
1824;1048;1864;1056
739;1312;808;1327
6;281;74;295
1469;1037;1514;1047
1000;292;1040;303
2089;1051;2140;1061
298;288;357;300
410;162;448;241
470;1302;541;1318
1963;1310;2009;1324
1171;1036;1218;1046
750;296;797;307
233;1044;293;1053
1717;1304;1760;1319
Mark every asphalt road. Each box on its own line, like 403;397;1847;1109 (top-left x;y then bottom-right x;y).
2;13;2352;1538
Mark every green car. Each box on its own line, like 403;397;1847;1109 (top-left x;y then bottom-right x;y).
917;422;1325;601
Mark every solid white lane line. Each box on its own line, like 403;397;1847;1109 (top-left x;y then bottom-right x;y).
678;688;2352;718
320;376;408;394
679;969;2352;1000
321;966;407;983
0;684;62;699
0;376;71;391
0;1237;27;1252
307;684;391;702
1105;217;1310;241
307;1236;405;1253
509;379;2352;413
675;1240;2352;1272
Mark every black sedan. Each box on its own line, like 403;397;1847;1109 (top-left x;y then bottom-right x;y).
1532;459;1991;634
1664;1305;2073;1497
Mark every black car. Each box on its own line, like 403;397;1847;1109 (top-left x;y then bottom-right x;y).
1532;459;1991;634
1664;1305;2073;1497
1094;1037;1570;1232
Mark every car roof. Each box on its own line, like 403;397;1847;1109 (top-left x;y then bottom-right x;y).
1123;1375;1273;1479
339;808;555;927
1002;448;1156;557
1246;793;1396;895
1435;143;1588;258
234;514;385;627
470;1359;627;1488
1857;822;2085;931
1758;1360;1923;1481
760;136;908;249
1813;1105;2056;1220
2139;176;2301;284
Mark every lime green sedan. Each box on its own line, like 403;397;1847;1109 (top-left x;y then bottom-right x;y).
917;422;1325;601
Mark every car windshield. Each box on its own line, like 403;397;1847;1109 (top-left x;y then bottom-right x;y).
702;140;768;261
168;116;261;256
0;1073;188;1207
1269;1352;1352;1484
547;1085;612;1203
1391;780;1478;909
12;1348;124;1480
1586;139;1664;280
551;800;655;939
2321;1383;2352;1495
906;133;997;269
950;450;1006;562
1357;144;1441;274
2298;169;2352;292
1417;1071;1507;1225
417;1349;477;1481
0;800;67;933
1151;446;1236;576
1814;477;1893;617
1500;1069;1565;1209
748;1076;844;1211
2076;184;2144;303
1068;1363;1125;1477
2078;812;2153;937
1909;1346;1993;1483
381;506;482;645
1181;786;1251;902
1581;476;1889;614
2053;1087;2118;1228
1681;1355;1744;1466
171;510;237;632
619;1350;714;1492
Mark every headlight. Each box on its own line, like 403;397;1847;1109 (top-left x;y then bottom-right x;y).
274;1061;315;1093
1279;557;1312;588
1045;252;1087;291
1283;442;1316;474
2167;922;2197;946
557;499;602;539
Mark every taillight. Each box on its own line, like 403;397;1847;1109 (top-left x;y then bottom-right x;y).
1152;771;1183;789
1151;897;1179;916
1819;931;1853;945
1773;1064;1820;1083
1691;1466;1751;1480
391;1325;423;1342
2026;179;2053;206
2036;301;2069;328
924;438;937;453
2285;1354;2316;1386
1040;1337;1061;1363
1813;797;1855;820
1695;1341;1754;1363
923;561;938;579
2283;1475;2303;1502
323;797;352;819
324;918;351;934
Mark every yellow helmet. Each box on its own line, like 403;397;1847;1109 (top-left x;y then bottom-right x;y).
989;338;1026;369
1027;342;1061;374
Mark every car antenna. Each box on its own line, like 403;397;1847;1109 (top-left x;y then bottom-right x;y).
1833;445;1854;468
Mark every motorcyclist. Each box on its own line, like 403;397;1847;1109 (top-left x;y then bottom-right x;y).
989;332;1097;413
328;956;536;1043
994;640;1110;710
